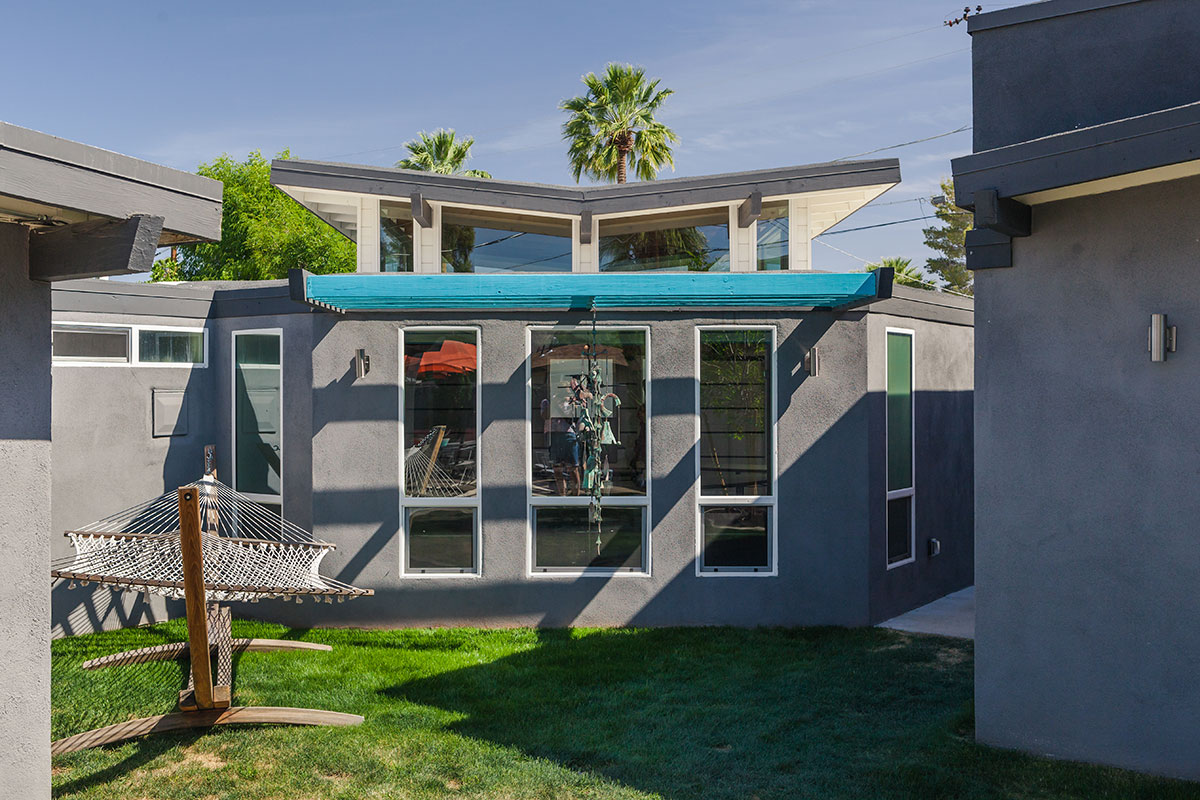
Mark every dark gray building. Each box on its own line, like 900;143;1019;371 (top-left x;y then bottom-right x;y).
0;122;221;800
952;0;1200;780
50;158;974;633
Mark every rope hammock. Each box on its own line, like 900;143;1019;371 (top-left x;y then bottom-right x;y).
404;425;467;497
51;476;370;603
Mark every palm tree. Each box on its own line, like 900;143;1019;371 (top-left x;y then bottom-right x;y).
866;256;930;289
560;64;678;184
395;129;491;178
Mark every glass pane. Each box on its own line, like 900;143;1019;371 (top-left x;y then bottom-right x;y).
886;332;913;491
599;208;730;272
700;330;771;496
530;329;646;497
887;496;913;564
139;330;204;363
757;201;789;271
701;505;770;570
51;327;129;361
534;506;643;570
234;333;281;496
406;508;475;572
381;201;414;273
441;208;572;273
404;331;477;497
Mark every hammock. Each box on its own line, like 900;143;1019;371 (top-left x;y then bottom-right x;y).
405;425;470;497
50;476;370;603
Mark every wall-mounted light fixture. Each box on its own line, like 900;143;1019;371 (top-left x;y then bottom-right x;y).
1149;314;1177;362
804;346;820;377
354;348;371;378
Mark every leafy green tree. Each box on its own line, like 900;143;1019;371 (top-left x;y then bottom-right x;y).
865;256;930;289
151;150;355;281
395;129;491;178
922;178;973;294
561;63;677;184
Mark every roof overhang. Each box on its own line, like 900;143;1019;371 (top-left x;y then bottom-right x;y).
271;158;900;242
0;121;222;246
952;100;1200;209
289;268;892;313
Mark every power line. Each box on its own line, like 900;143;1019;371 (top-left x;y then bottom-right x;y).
818;216;929;235
813;239;972;298
835;124;971;161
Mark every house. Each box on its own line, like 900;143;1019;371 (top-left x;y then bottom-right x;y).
0;122;222;800
952;0;1200;779
50;157;974;632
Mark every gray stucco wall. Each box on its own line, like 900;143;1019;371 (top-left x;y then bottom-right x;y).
866;309;974;623
970;0;1200;151
49;310;213;636
974;175;1200;779
0;223;51;799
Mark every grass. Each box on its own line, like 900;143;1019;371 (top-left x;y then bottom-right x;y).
50;622;1199;800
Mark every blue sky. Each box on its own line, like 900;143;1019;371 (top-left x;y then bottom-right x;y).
0;1;1019;277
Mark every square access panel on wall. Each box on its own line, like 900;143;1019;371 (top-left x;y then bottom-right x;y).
152;388;189;438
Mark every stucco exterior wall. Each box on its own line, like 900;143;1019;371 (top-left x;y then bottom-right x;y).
974;175;1200;779
0;223;51;799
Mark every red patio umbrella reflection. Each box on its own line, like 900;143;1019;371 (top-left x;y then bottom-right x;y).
407;339;477;378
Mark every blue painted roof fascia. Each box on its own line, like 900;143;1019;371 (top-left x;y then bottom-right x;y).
297;271;882;312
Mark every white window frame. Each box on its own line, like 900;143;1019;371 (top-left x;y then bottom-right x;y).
525;324;652;578
398;326;483;578
885;327;916;570
230;328;283;506
694;325;779;577
52;321;208;368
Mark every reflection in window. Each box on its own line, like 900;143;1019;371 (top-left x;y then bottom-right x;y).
52;326;130;362
530;329;646;498
757;201;788;271
701;506;770;571
886;330;914;566
381;201;414;272
441;208;572;273
699;330;771;495
404;331;477;498
139;330;204;364
234;332;281;497
599;208;730;272
534;506;643;571
406;508;475;573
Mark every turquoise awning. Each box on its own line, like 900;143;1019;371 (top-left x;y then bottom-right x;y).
290;269;891;313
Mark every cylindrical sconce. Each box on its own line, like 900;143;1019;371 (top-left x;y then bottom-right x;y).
354;348;371;378
1149;314;1177;362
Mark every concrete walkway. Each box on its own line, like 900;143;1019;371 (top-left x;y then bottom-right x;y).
878;586;974;639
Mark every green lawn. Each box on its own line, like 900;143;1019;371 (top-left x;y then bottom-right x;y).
51;623;1198;800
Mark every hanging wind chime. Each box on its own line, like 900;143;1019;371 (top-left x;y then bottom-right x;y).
572;304;621;554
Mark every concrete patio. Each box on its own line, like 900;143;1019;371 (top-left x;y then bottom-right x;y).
878;586;974;639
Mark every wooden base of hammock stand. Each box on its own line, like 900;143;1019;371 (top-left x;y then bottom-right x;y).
53;487;363;755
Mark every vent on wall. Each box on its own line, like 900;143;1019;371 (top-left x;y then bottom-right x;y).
152;389;189;438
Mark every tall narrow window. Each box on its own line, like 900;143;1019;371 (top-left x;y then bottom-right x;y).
529;328;649;573
233;331;282;499
697;328;776;574
380;201;415;272
402;329;479;574
886;329;915;567
756;201;789;271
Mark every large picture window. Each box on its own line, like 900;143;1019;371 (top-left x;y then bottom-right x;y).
697;327;776;575
599;208;730;273
886;329;915;567
233;330;282;499
441;208;572;273
528;327;649;573
402;329;480;575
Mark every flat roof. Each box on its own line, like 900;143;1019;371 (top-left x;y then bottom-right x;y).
0;121;222;243
967;0;1142;32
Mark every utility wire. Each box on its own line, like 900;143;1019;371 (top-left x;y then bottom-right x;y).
818;216;929;235
813;239;972;298
835;124;971;161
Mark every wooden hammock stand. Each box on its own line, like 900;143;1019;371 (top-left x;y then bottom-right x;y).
52;487;363;755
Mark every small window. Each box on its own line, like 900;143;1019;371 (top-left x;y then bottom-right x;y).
381;201;414;273
533;506;644;571
139;329;205;364
442;208;572;273
756;201;788;271
886;330;915;567
406;508;476;573
599;208;730;272
52;326;130;362
700;505;770;572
